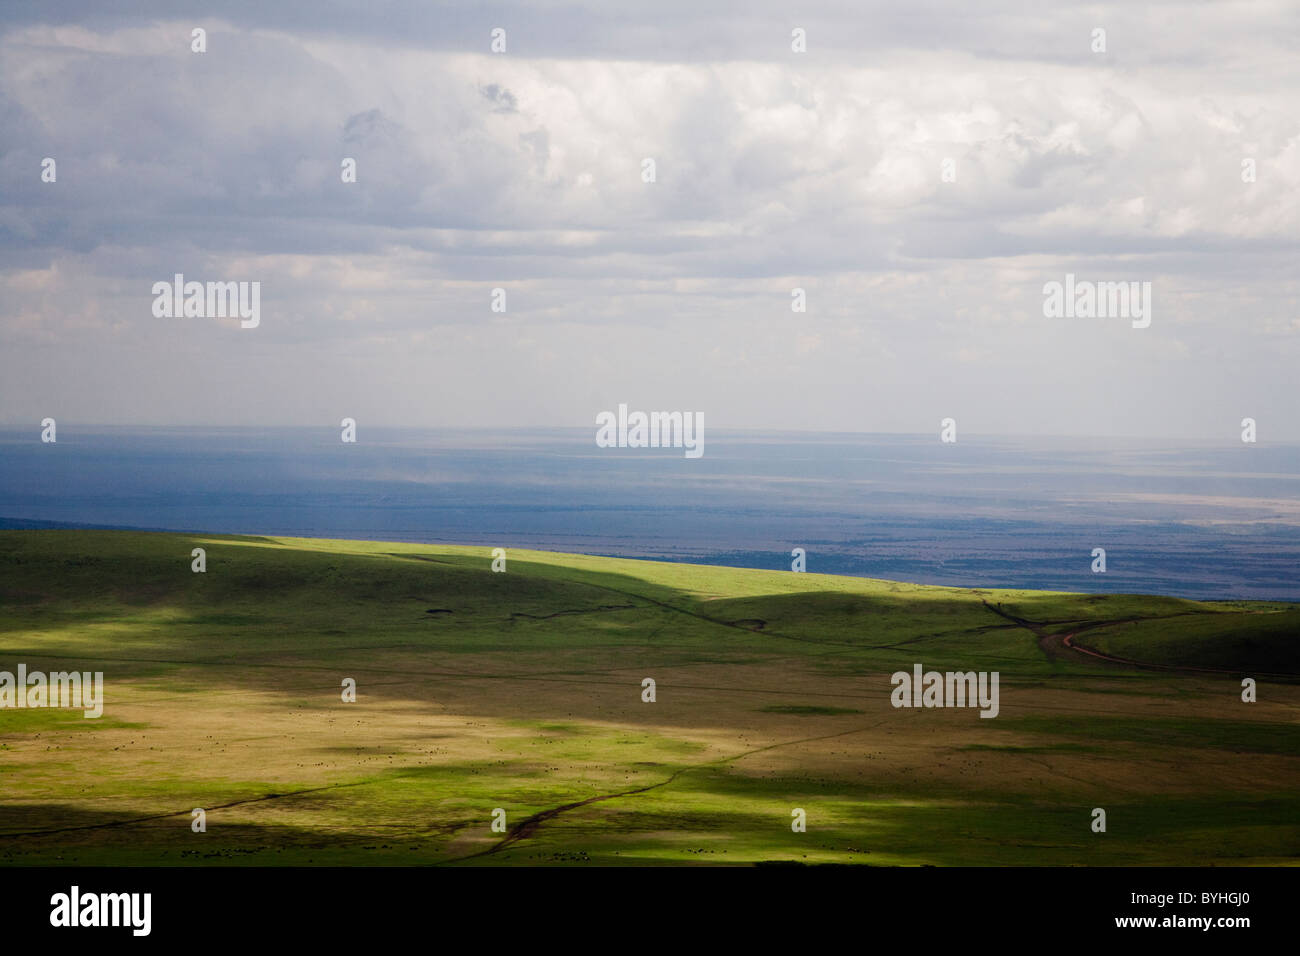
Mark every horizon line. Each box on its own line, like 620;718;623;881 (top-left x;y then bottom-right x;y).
0;422;1293;446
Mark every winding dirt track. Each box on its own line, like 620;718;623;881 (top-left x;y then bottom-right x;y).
1057;630;1297;678
0;781;375;840
440;721;889;864
977;595;1296;679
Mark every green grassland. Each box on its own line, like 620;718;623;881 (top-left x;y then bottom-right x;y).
1;529;1297;865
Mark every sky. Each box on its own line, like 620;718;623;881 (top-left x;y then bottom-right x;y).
1;1;1297;438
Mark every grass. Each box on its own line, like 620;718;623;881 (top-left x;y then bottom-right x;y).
0;529;1297;866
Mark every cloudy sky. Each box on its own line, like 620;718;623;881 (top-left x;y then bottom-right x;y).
2;1;1297;438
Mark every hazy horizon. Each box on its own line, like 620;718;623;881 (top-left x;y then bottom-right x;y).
11;422;1300;443
5;425;1298;601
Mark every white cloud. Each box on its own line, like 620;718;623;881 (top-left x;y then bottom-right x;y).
1;4;1297;437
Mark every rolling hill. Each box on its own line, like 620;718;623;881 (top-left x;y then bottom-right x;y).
1;530;1297;865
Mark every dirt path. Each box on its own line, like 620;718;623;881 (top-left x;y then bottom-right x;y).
0;780;376;840
976;597;1085;663
1057;630;1292;677
386;549;869;649
440;721;888;864
976;596;1296;678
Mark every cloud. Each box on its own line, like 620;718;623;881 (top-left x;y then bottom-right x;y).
0;3;1297;437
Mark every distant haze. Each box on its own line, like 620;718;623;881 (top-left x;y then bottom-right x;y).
4;426;1298;600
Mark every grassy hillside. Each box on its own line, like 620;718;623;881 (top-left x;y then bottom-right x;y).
1;530;1297;865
